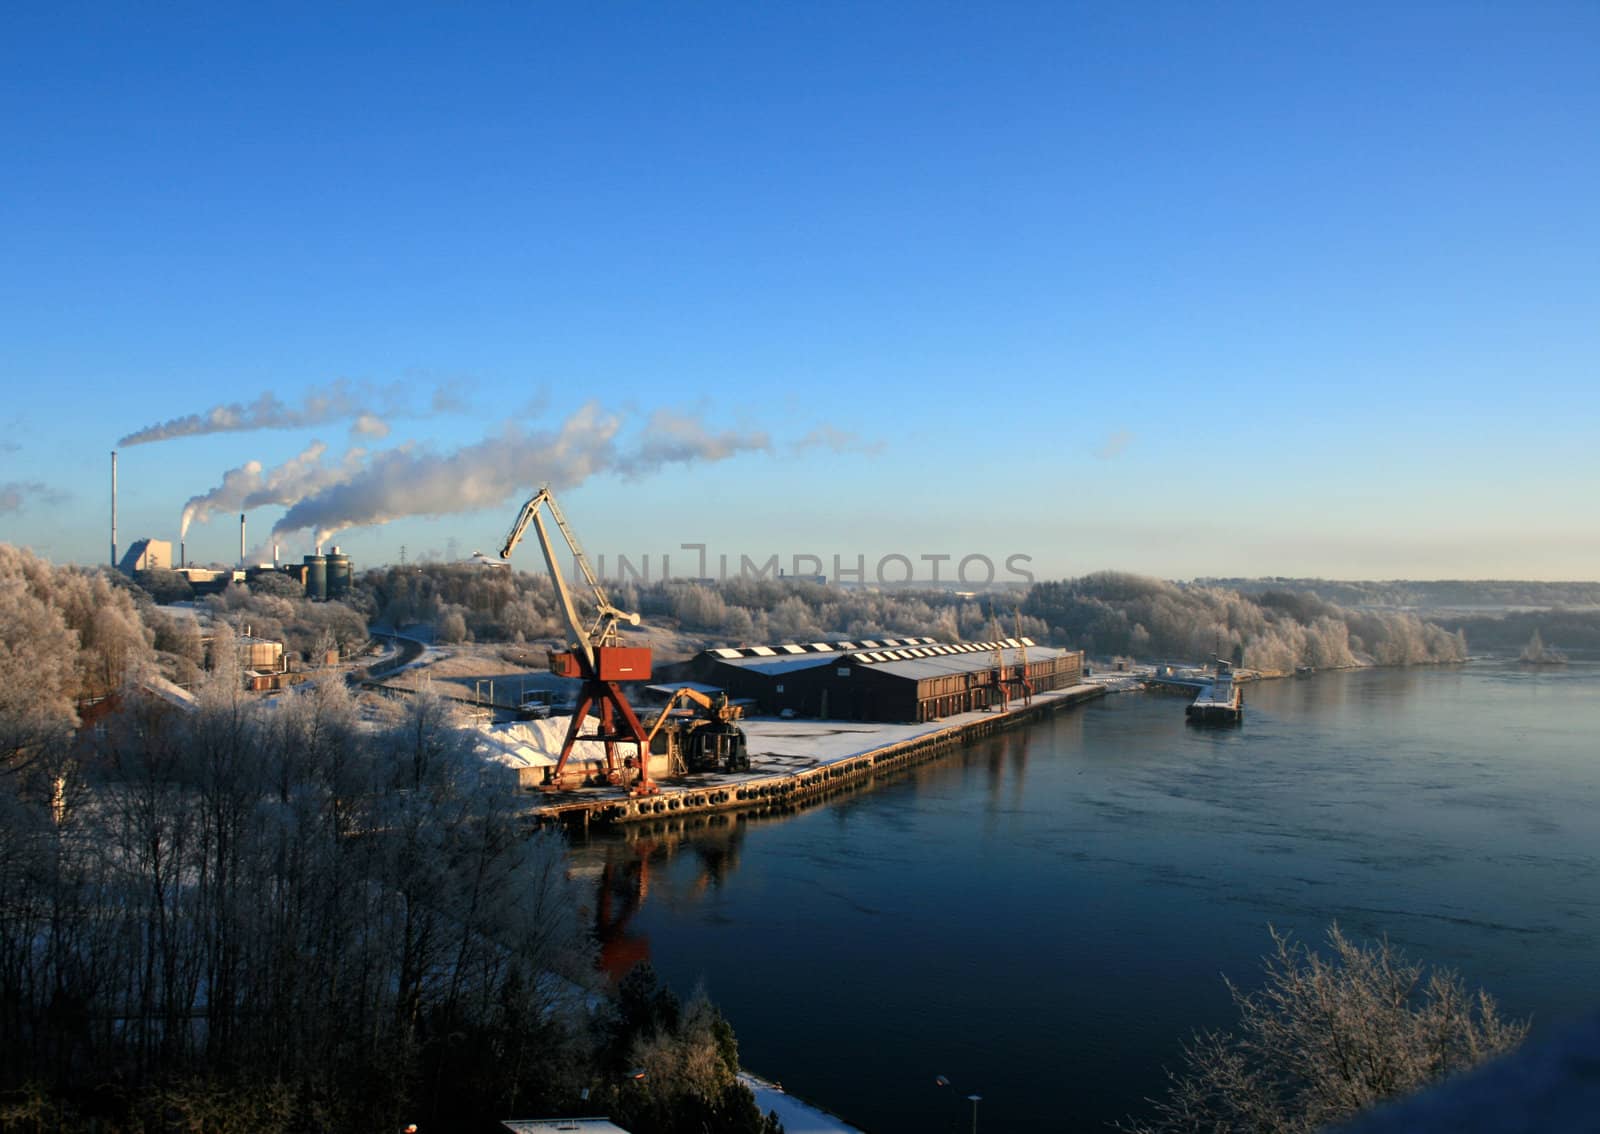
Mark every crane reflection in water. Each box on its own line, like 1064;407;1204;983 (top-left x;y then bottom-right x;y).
583;819;747;983
576;721;1042;984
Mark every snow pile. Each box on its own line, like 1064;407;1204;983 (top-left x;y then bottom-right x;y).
470;714;621;776
740;1073;863;1134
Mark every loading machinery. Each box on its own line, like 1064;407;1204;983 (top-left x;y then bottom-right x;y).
644;688;751;774
500;486;657;794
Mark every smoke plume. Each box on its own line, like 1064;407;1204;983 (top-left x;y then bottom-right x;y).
179;442;367;538
0;481;67;516
119;379;460;446
790;424;885;457
271;402;768;545
615;410;771;478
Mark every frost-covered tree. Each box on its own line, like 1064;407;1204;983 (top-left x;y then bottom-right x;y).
1120;925;1527;1134
0;565;80;764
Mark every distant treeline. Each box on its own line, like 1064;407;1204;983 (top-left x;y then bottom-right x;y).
359;564;1050;649
356;563;1473;672
1202;577;1600;610
1437;609;1600;656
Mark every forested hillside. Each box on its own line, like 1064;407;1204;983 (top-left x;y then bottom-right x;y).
1023;572;1468;671
358;563;1471;672
1205;577;1600;610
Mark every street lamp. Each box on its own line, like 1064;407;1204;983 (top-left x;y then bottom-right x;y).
934;1075;983;1134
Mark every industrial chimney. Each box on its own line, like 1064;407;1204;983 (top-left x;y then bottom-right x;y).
239;513;246;568
180;540;186;569
110;450;118;568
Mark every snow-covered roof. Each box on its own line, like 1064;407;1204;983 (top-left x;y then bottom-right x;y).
850;643;1068;681
728;654;839;675
703;637;940;673
645;681;725;696
699;638;1071;681
502;1120;632;1134
140;674;199;712
707;637;936;663
1191;674;1236;706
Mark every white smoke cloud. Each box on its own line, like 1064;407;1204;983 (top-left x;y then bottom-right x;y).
272;404;621;545
614;409;771;478
1095;429;1136;460
175;401;777;551
244;444;369;512
269;402;771;546
179;441;371;538
179;461;263;539
119;379;461;446
0;481;66;516
351;413;391;439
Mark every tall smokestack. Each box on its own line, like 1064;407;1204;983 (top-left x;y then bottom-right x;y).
273;542;280;567
110;450;118;567
180;540;186;569
240;513;246;568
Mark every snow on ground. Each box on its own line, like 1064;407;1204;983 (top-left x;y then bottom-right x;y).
1088;670;1148;693
740;1073;864;1134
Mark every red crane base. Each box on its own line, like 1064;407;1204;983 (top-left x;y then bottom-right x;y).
546;679;657;795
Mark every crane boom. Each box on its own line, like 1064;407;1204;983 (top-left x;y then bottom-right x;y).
501;485;641;667
532;505;595;672
643;687;741;746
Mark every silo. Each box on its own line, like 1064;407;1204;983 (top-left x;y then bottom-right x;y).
326;548;352;598
303;553;328;601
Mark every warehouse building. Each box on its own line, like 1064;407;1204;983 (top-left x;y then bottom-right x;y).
673;636;1084;723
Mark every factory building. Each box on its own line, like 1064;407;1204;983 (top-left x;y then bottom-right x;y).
118;538;174;573
300;546;354;600
674;637;1084;724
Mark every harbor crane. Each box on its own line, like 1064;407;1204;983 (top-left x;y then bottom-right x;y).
1011;607;1035;705
986;605;1035;711
501;486;657;794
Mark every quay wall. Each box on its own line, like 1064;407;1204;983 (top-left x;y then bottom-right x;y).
532;684;1105;830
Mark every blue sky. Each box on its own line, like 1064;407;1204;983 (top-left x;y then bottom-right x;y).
2;2;1596;580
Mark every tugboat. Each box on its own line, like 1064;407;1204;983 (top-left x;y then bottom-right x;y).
1187;661;1244;725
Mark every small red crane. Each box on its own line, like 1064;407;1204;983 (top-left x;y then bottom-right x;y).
500;486;658;794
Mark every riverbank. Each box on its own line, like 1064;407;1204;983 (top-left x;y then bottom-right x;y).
741;1073;863;1134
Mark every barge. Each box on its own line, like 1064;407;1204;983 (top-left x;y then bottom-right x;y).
1186;667;1243;725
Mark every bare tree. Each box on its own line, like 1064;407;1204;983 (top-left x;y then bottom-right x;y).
1120;925;1528;1134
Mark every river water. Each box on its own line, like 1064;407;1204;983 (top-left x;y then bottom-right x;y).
571;661;1600;1132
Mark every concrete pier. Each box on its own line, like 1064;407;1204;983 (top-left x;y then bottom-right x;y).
524;683;1106;829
